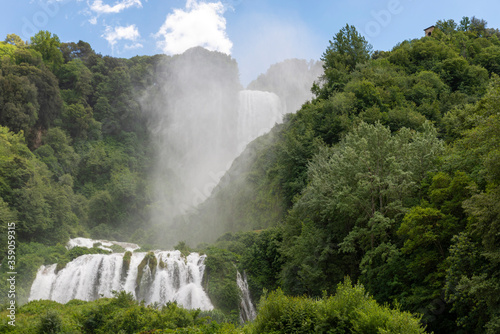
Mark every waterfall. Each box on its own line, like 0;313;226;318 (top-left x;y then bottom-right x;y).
66;237;140;252
236;271;257;322
29;250;213;311
237;90;283;153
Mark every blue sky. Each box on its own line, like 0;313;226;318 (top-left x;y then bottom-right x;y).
1;0;500;85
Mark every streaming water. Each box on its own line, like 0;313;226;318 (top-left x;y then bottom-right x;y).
236;271;257;322
29;249;213;311
237;90;283;153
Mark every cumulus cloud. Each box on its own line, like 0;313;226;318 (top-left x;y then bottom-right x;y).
86;0;142;25
124;42;144;50
155;0;232;55
89;0;142;14
102;24;140;47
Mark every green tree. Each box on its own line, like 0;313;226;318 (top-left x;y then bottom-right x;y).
435;19;457;35
438;57;488;95
58;59;93;103
314;24;372;97
0;126;84;244
4;34;26;47
458;16;471;32
0;41;17;59
59;40;96;65
281;122;443;296
34;127;80;178
61;103;98;139
1;48;64;132
0;71;39;134
439;74;500;333
473;45;500;75
470;17;488;37
29;30;63;70
344;79;382;111
241;227;284;301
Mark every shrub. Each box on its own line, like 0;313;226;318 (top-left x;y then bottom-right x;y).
247;278;428;334
203;247;240;315
38;310;62;334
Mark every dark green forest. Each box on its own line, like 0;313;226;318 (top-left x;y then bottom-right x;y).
1;16;500;333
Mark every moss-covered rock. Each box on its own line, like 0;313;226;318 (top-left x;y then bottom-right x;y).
121;251;132;280
110;244;126;253
203;247;240;315
55;261;67;273
135;251;157;299
122;251;132;271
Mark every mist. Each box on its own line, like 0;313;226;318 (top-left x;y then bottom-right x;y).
247;59;324;114
141;47;323;247
142;47;239;232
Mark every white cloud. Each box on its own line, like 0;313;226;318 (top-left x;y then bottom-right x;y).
89;0;142;14
102;24;140;47
124;42;144;50
155;0;232;55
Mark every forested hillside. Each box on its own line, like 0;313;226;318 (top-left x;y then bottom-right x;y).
190;18;500;333
1;16;500;334
0;32;157;244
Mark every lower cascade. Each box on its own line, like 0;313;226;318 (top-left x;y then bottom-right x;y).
29;249;213;311
237;271;257;322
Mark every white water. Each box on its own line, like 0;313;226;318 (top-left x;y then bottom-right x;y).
29;250;213;311
237;90;283;153
66;237;140;252
236;271;257;322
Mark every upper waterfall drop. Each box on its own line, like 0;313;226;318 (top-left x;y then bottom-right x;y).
140;51;321;246
237;90;283;153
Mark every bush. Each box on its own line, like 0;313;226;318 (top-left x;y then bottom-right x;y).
203;247;240;315
38;310;62;334
247;278;428;334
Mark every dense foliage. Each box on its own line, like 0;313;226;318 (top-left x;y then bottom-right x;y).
248;279;426;334
1;16;500;333
0;31;155;246
0;281;427;333
191;17;500;333
0;291;240;333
